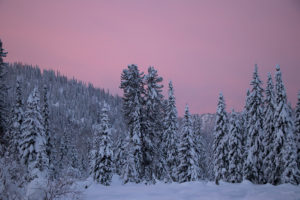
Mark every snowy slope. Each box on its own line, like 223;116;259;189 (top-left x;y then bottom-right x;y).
81;176;300;200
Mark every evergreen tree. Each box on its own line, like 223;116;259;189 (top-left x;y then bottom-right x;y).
240;89;250;178
19;87;48;177
227;110;243;183
243;65;264;184
8;78;24;159
92;104;114;185
120;65;145;183
144;66;164;183
163;81;179;182
58;130;69;174
273;65;300;185
295;92;300;170
177;104;199;183
213;93;229;184
114;136;127;176
192;115;206;180
262;73;276;183
42;84;54;178
0;40;7;154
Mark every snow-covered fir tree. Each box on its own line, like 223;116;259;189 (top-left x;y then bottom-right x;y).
163;81;179;182
120;65;145;183
243;65;264;184
273;65;300;185
144;66;164;183
42;84;54;178
213;93;229;184
8;78;24;159
262;73;276;183
227;110;243;183
177;104;199;183
192;115;206;180
295;91;300;170
241;89;251;167
92;104;113;185
19;87;48;178
58;130;69;174
114;136;127;176
0;40;7;155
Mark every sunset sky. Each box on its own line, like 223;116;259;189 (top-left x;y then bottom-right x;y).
1;0;300;115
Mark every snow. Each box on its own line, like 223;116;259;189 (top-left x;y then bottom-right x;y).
81;176;300;200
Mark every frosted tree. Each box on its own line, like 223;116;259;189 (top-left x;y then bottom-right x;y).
144;66;164;183
213;93;229;184
163;81;179;182
92;104;114;185
42;84;54;178
240;89;250;178
120;65;145;183
114;136;127;176
262;73;276;183
177;104;199;183
8;78;24;159
0;40;7;155
58;131;69;174
19;87;48;178
192;115;206;180
243;65;264;184
295;92;300;170
273;65;300;185
227;110;243;183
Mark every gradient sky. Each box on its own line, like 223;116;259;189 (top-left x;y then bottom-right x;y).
1;0;300;115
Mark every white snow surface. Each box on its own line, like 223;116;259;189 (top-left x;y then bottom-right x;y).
81;176;300;200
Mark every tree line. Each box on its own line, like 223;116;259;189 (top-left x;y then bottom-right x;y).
0;38;299;199
214;65;300;185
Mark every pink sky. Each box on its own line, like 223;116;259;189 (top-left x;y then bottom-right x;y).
1;0;300;115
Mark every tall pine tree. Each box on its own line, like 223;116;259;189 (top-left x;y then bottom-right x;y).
177;105;199;183
295;91;300;171
19;87;48;178
227;110;243;183
273;65;300;185
42;84;54;178
163;81;179;182
262;73;276;183
92;104;114;185
243;65;264;184
213;93;229;184
144;66;164;183
9;78;24;159
0;40;7;155
120;65;145;183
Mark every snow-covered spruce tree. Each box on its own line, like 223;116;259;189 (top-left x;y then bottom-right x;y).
19;87;48;179
8;78;24;159
144;66;165;183
243;65;264;184
0;40;7;155
192;115;206;180
177;104;199;183
213;93;229;184
273;65;300;185
295;92;300;170
163;81;179;182
42;84;54;178
114;136;127;176
120;64;145;183
262;73;276;184
58;130;69;174
227;110;243;183
241;89;251;166
92;104;113;185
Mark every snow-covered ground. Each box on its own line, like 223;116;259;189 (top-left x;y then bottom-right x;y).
80;176;300;200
